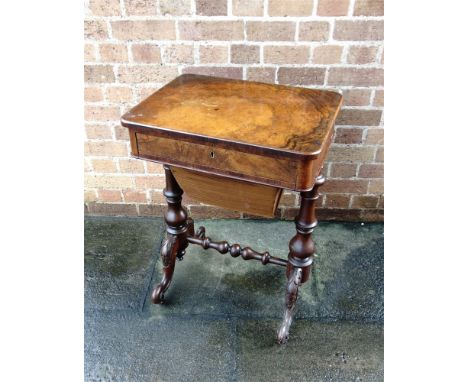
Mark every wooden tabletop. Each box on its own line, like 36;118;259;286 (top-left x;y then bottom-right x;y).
122;74;342;159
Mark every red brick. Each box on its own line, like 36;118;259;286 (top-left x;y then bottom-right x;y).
365;129;384;145
324;194;350;208
334;127;363;144
84;20;108;40
87;202;138;216
189;205;241;219
368;179;384;194
149;190;167;204
84;190;98;202
334;20;384;41
328;68;384;86
114;125;131;141
247;68;276;84
199;45;229;64
84;44;96;61
84;65;115;83
98;189;122;202
138;204;166;216
84;87;103;102
316;208;362;222
354;0;384;16
375;147;384;162
282;207;300;220
347;46;379;64
378;195;384;208
246;21;296;41
91;159;118;173
159;0;191;15
123;189;147;203
358;164;384;178
124;0;157;15
146;162;164;174
277;67;326;85
85;124;113;139
321;179;369;194
132;44;161;63
196;0;227;15
317;0;349;16
100;44;128;62
88;0;121;16
312;45;342;64
182;66;243;80
111;20;176;40
373;90;384;106
107;87;133;103
86;106;120;124
85;175;134;189
279;192;297;207
232;0;263;16
231;45;260;64
117;66;178;83
85;106;120;122
163;44;194;64
360;209;384;222
264;46;309;65
351;195;378;208
85;141;128;157
298;21;330;41
342;90;371;106
179;21;244;41
135;176;166;189
269;0;313;16
330;163;357;178
327;146;375;162
119;159;145;173
335;109;382;126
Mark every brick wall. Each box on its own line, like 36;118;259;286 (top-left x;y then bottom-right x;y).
84;0;384;222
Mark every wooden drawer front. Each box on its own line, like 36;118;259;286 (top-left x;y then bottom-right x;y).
134;132;296;188
171;167;282;218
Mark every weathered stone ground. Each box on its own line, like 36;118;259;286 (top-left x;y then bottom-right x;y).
85;216;384;381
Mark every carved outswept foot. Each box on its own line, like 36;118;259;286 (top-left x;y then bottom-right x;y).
277;267;302;344
151;235;178;304
152;165;189;304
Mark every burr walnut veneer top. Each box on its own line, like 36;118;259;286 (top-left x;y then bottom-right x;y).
121;74;342;159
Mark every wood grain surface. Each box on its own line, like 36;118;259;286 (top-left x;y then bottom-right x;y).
171;167;282;218
134;132;297;188
122;74;342;157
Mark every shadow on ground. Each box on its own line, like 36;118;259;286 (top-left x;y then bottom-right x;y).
85;216;384;381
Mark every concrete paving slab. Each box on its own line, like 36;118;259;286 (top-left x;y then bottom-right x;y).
146;220;383;322
85;310;233;382
84;216;384;381
235;320;384;382
84;216;165;311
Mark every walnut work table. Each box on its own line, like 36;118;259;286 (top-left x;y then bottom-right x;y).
121;74;343;344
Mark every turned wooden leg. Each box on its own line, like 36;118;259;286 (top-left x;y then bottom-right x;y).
277;174;325;344
151;165;190;304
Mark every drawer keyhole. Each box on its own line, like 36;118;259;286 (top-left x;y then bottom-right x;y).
210;150;215;159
